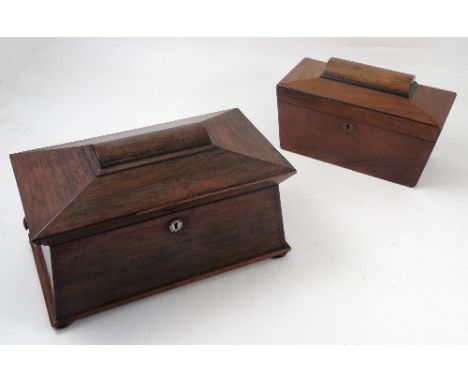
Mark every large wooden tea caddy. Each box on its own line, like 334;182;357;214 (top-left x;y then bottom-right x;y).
10;109;296;328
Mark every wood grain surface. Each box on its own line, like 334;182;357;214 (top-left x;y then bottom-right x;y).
31;186;290;327
278;101;434;186
11;108;295;244
322;57;415;97
277;57;456;186
11;109;296;327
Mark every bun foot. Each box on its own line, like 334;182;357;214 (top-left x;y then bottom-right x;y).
53;321;73;329
271;253;288;259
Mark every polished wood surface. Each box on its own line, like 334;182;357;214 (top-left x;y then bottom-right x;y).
277;86;441;142
94;122;211;168
34;242;289;328
279;58;456;135
51;186;289;323
277;57;456;187
11;109;295;244
279;101;434;186
322;57;415;97
11;109;296;327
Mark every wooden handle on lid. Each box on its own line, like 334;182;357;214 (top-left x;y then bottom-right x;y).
321;57;416;97
93;124;211;168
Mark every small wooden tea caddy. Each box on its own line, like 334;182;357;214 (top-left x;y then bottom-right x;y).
10;108;296;328
277;57;456;186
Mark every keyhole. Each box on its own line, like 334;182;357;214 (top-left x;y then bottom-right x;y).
342;122;354;133
169;218;184;233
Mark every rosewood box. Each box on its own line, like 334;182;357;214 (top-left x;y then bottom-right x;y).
10;108;296;328
277;57;456;186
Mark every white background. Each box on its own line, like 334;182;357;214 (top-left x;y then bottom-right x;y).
1;38;467;344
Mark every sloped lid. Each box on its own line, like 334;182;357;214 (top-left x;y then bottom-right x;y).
11;109;295;244
278;57;456;141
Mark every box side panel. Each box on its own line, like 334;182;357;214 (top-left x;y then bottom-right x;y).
52;186;289;320
30;243;59;326
278;101;435;187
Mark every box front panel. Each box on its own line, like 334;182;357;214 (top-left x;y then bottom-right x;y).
278;101;435;186
51;186;288;320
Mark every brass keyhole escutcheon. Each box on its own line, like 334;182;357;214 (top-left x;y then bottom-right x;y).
169;218;184;233
342;122;354;133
